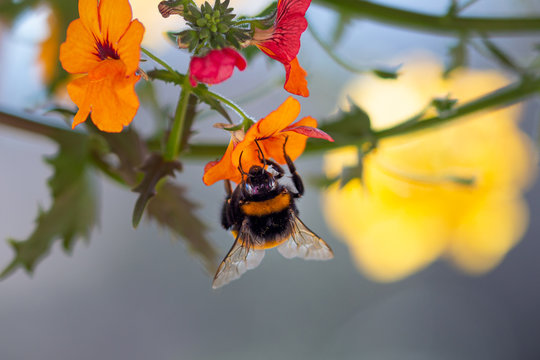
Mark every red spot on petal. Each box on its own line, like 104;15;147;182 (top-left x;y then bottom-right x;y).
204;160;219;173
282;125;334;142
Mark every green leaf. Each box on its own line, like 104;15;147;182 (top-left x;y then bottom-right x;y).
132;153;182;227
321;100;375;145
147;68;186;85
372;67;400;79
1;133;97;279
146;182;218;273
431;95;458;115
94;128;149;185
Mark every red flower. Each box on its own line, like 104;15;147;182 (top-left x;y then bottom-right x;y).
189;48;247;87
203;97;333;186
251;0;311;97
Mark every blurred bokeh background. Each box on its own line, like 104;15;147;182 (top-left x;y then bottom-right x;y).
1;0;540;359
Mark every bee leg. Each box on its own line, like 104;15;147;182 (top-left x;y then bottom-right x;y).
221;181;243;230
266;159;285;179
224;179;233;198
283;137;304;198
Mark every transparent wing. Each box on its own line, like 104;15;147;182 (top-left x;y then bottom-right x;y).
212;223;265;289
278;215;334;260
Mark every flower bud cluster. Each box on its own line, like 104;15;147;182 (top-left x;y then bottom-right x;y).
177;0;251;54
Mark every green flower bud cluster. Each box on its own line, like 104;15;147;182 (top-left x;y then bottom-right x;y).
179;0;252;54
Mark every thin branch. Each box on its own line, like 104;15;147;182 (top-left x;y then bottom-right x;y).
187;76;540;157
205;90;252;122
313;0;540;35
0;107;84;140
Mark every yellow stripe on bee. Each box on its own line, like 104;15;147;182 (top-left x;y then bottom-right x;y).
241;192;291;217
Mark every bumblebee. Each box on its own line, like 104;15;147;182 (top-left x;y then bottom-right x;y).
212;139;333;288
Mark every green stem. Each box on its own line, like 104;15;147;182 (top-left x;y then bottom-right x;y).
141;48;177;75
186;76;540;157
165;76;192;160
0;107;84;140
2;77;540;160
375;76;540;140
313;0;540;35
205;90;252;122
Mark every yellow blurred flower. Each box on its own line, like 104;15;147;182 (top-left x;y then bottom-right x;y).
323;56;536;282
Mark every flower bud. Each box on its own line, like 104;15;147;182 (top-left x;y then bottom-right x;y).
158;1;184;18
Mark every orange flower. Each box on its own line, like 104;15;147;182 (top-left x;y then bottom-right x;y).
59;0;145;132
203;97;333;185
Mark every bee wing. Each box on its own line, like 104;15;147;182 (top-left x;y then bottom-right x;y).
212;224;265;289
277;215;334;260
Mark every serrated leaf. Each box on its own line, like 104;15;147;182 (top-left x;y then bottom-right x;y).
96;127;148;185
1;133;97;279
146;182;218;273
321;101;375;145
132;153;182;227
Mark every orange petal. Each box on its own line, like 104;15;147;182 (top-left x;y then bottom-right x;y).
251;96;300;139
263;133;305;164
67;75;92;128
264;116;317;163
78;0;100;40
67;59;140;133
59;19;101;74
284;58;309;97
203;140;242;185
98;0;133;44
117;19;145;74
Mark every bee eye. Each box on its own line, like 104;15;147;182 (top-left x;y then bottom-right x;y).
245;183;254;194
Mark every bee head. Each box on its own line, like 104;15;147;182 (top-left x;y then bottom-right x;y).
244;166;277;195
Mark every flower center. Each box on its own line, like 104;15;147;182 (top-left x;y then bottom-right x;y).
95;39;119;60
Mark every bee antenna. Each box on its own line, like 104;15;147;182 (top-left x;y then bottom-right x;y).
238;151;247;177
254;139;267;167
